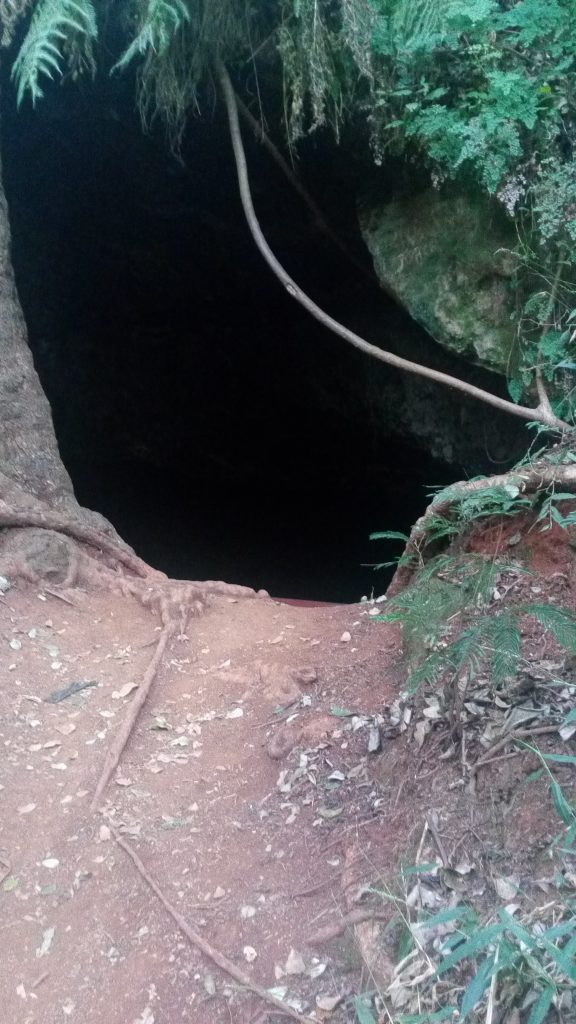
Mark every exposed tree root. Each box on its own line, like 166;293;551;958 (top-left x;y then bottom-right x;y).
0;469;156;579
90;577;263;809
0;503;155;578
111;827;316;1024
0;481;267;808
389;459;576;594
91;625;172;811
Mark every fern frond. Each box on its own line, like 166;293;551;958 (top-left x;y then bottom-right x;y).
392;0;459;50
11;0;97;106
113;0;190;72
447;619;491;678
523;604;576;652
0;0;33;47
406;650;445;692
491;612;521;685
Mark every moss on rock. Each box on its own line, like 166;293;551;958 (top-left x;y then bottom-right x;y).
359;188;519;375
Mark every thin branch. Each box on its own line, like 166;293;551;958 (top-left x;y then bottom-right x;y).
215;61;571;433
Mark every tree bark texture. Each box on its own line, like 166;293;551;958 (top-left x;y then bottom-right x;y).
0;128;77;511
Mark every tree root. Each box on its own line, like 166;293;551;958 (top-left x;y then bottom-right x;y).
388;459;576;594
111;826;316;1024
0;485;267;807
91;624;172;811
0;501;156;579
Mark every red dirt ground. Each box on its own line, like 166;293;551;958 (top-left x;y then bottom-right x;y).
1;515;576;1023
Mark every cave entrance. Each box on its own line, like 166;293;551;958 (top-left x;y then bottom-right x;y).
2;81;463;602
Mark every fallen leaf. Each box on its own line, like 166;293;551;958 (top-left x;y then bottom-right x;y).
318;806;343;819
414;720;431;749
41;859;59;870
132;1008;154;1024
316;993;343;1012
285;949;306;975
36;927;55;958
150;717;170;730
309;962;327;979
112;681;139;700
494;876;519;901
18;803;36;815
55;723;76;736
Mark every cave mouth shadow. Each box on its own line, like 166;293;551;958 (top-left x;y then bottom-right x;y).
68;440;452;604
1;81;468;602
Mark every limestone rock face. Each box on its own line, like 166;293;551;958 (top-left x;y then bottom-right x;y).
360;188;518;374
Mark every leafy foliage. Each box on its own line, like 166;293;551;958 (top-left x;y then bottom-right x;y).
381;552;576;693
4;0;576;408
112;0;190;71
11;0;98;106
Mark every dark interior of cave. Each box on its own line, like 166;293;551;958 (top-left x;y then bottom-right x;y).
0;69;520;601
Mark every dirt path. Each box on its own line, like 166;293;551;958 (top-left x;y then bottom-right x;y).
0;585;404;1023
3;519;575;1024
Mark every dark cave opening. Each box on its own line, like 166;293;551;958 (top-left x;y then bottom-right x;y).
1;75;519;601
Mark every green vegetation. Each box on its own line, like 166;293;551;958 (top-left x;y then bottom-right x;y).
2;0;576;417
374;446;576;694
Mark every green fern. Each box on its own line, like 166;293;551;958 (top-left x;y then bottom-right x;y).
403;602;576;693
11;0;98;106
381;554;508;676
524;603;576;652
0;0;33;47
112;0;190;71
491;612;522;683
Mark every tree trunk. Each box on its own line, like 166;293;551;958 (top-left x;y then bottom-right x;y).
0;133;79;512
